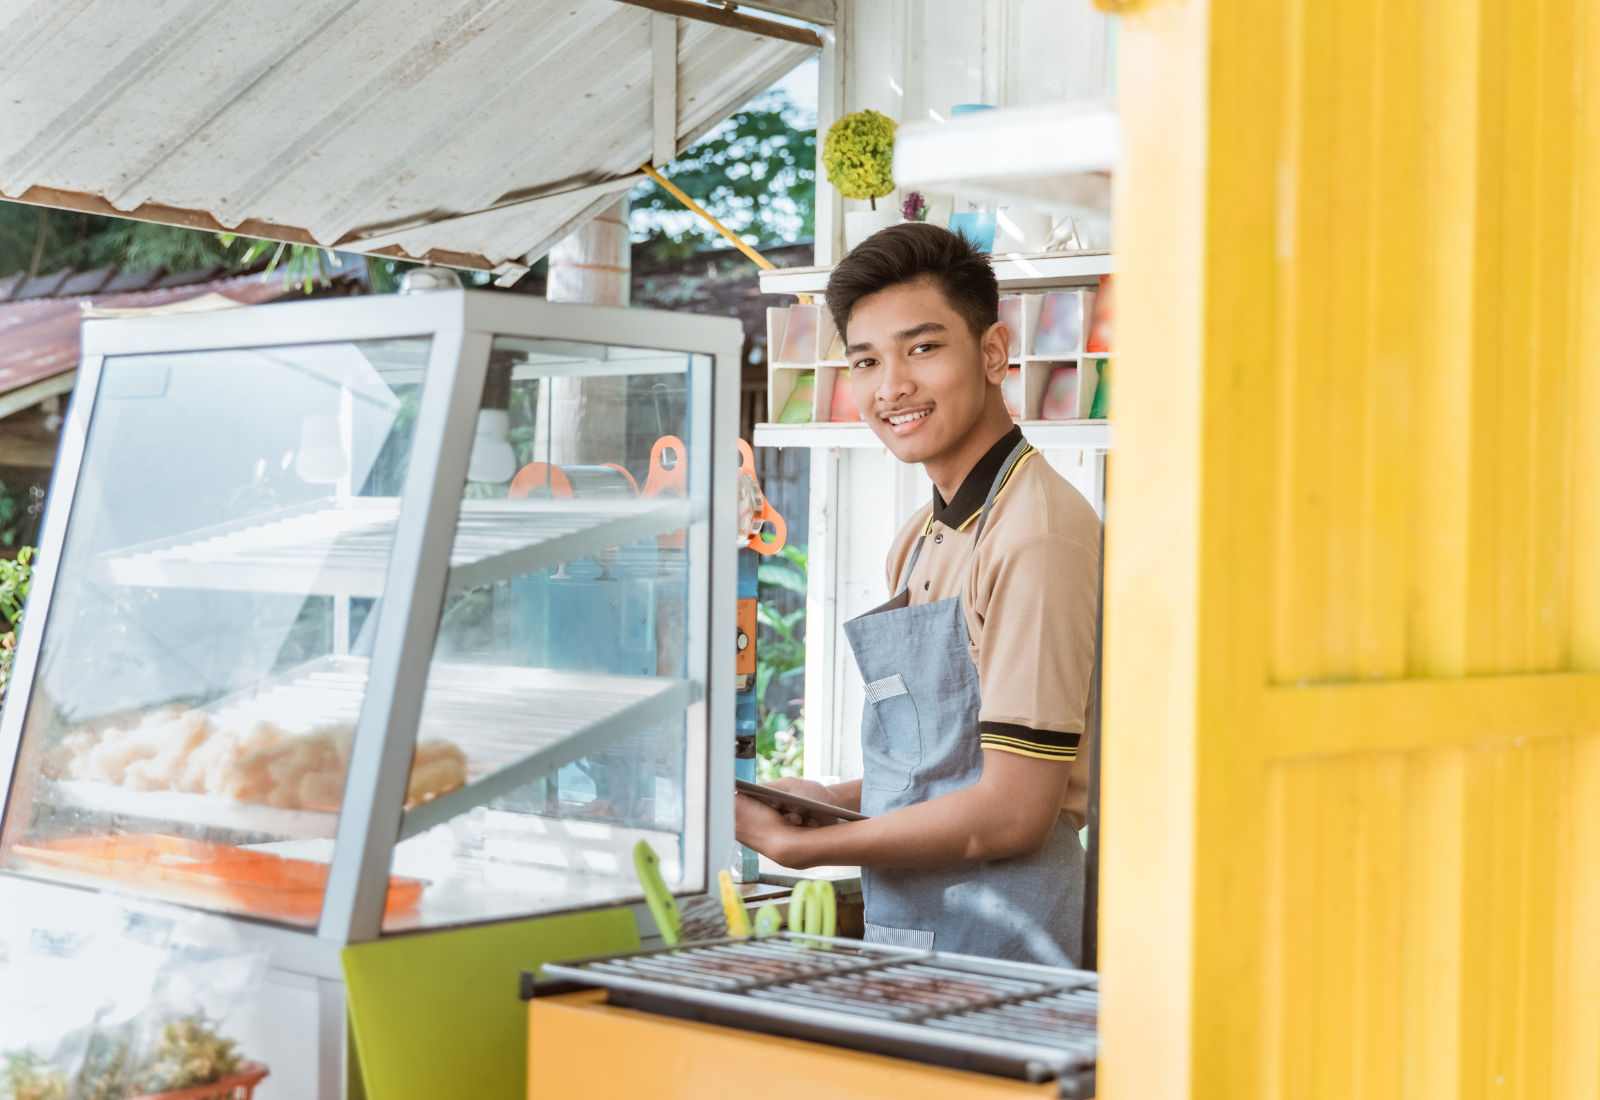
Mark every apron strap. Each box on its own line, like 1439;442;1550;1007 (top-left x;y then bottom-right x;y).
894;529;930;595
893;436;1033;595
969;437;1033;545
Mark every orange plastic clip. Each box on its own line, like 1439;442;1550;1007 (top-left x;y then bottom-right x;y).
507;462;573;499
643;436;688;498
738;439;786;555
600;462;640;495
645;436;689;549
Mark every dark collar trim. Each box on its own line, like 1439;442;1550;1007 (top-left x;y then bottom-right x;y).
931;425;1025;529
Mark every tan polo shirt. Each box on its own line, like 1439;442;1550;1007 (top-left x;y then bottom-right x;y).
884;427;1100;827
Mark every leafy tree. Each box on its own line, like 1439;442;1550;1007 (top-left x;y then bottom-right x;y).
0;546;34;706
0;206;235;279
755;544;807;779
0;202;365;292
630;91;816;259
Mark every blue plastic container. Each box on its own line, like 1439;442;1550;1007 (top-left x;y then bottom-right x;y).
948;211;997;251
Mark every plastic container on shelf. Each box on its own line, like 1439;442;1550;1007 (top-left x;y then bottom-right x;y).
829;370;862;422
947;104;1000;251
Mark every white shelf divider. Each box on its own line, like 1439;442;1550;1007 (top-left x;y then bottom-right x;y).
99;497;699;598
753;420;1112;450
760;251;1114;297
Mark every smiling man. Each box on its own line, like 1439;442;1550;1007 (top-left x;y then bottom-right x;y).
734;223;1101;966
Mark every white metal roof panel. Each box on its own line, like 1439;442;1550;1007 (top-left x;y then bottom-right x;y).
0;0;815;270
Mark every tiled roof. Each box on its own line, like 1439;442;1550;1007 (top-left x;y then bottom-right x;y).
13;268;72;301
0;266;294;401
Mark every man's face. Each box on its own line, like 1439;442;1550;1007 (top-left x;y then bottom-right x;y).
844;278;1007;465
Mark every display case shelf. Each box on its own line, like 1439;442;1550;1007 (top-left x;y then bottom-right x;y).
40;656;697;843
396;664;698;839
47;779;344;839
99;497;700;598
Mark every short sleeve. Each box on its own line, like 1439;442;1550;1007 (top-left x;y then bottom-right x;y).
969;532;1098;760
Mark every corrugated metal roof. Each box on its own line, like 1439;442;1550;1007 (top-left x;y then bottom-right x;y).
0;0;816;271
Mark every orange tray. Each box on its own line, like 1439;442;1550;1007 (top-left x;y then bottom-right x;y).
10;834;425;925
125;1061;269;1100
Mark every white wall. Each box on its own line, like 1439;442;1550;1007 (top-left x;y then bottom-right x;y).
816;0;1114;265
801;0;1114;782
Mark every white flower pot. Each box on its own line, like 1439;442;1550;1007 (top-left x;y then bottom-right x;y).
844;210;902;251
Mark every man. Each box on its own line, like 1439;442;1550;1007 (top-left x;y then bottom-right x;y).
734;223;1101;966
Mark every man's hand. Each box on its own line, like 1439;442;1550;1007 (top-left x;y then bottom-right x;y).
734;792;799;865
762;777;849;826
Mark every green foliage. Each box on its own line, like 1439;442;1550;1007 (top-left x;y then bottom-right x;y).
0;547;34;628
365;256;419;294
631;98;815;256
62;220;234;274
822;110;897;204
0;200;346;294
71;1025;137;1100
217;235;335;294
0;205;234;280
755;544;807;780
136;1016;242;1095
0;480;45;549
0;1052;66;1100
0;547;34;705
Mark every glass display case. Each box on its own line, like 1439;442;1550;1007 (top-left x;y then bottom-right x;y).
0;288;740;943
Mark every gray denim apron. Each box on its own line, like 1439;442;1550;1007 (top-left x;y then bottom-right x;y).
842;439;1085;966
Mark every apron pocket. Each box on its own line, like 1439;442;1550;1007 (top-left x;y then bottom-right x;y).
863;922;935;950
862;673;922;792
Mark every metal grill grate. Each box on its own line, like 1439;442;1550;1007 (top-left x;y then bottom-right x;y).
539;935;1099;1090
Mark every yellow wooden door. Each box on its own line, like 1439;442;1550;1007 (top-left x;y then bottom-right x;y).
1102;0;1600;1096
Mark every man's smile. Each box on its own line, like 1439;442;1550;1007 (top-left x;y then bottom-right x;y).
882;406;933;432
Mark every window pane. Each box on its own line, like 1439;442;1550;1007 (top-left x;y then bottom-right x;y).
0;338;431;929
383;337;708;932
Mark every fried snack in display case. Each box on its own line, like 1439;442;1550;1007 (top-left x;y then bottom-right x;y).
0;289;740;946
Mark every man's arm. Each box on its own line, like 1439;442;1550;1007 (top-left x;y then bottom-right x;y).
735;750;1070;869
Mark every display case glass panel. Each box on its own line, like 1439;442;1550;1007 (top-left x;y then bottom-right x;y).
0;337;431;928
383;337;710;931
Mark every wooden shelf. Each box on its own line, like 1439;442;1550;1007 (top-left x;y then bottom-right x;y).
753;420;1112;450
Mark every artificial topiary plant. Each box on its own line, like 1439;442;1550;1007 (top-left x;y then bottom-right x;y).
822;109;897;210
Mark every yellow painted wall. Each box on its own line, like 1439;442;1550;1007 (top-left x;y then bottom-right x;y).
1103;0;1600;1096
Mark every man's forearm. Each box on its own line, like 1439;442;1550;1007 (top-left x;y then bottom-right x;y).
770;753;1068;870
777;785;998;869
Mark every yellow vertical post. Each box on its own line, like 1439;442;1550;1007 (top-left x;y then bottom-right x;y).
1102;0;1600;1096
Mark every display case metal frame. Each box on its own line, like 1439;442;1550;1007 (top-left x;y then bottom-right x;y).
0;288;743;947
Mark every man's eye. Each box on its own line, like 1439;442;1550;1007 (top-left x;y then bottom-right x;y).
911;343;937;354
851;358;877;370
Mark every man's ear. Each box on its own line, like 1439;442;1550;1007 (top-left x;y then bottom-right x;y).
981;321;1011;384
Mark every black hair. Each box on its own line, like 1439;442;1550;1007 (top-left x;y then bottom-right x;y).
824;222;1000;341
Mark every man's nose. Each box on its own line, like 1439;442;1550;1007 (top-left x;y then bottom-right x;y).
877;355;915;403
